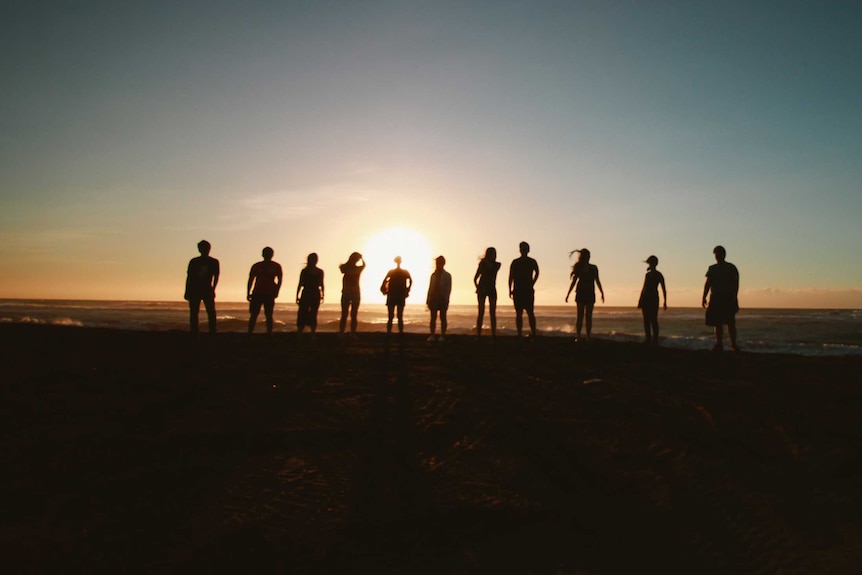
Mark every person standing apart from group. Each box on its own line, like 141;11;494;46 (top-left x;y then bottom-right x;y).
637;255;666;344
247;247;282;335
381;256;412;335
566;248;604;342
702;245;740;351
184;240;220;335
474;247;501;338
338;252;365;336
296;253;324;335
426;256;452;342
508;241;540;338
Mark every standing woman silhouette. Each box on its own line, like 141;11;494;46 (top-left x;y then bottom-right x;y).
339;252;365;335
565;248;604;342
296;253;324;334
473;247;501;337
637;255;667;344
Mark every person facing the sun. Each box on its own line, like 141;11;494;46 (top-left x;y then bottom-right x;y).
339;251;365;335
566;248;604;342
474;247;501;337
381;256;412;334
426;255;452;342
296;253;324;335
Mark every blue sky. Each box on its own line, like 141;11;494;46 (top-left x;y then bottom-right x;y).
2;1;861;307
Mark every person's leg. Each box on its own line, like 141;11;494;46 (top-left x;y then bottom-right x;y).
576;303;585;340
489;295;497;337
350;297;360;333
585;303;594;340
203;297;217;333
297;305;306;333
387;304;395;333
396;303;405;333
440;307;448;337
189;298;201;333
263;297;275;334
714;325;724;350
248;297;262;333
515;306;524;337
340;295;349;333
476;295;485;336
527;304;536;337
728;318;738;350
642;310;651;343
651;311;660;343
429;308;437;337
310;301;320;333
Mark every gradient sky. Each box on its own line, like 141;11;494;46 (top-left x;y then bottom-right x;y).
2;1;861;307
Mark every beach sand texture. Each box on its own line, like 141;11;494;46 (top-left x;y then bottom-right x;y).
2;324;861;574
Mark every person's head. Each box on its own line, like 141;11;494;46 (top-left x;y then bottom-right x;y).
347;252;362;265
484;247;497;262
713;245;726;262
262;247;274;260
645;255;658;269
394;255;402;267
197;240;211;255
519;241;530;256
578;248;591;263
435;255;446;270
307;252;318;266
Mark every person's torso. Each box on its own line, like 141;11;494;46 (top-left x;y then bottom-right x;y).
251;261;281;294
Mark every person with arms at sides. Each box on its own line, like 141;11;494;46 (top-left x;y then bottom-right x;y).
296;253;324;336
184;240;219;335
247;246;283;336
381;256;412;335
637;255;667;345
508;241;540;339
566;248;605;342
339;252;365;336
702;245;740;351
474;247;501;338
426;256;452;342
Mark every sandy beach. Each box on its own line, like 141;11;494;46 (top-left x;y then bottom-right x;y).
2;324;861;574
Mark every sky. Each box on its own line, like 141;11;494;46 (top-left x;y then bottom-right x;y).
2;0;861;308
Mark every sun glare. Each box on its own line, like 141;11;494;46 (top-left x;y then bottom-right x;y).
360;227;435;305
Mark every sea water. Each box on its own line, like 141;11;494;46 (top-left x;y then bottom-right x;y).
2;299;861;356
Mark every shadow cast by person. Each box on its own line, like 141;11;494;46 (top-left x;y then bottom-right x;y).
637;255;667;344
296;253;324;335
184;239;220;334
247;246;283;335
381;256;412;335
565;248;604;342
474;247;501;338
508;241;539;338
339;252;365;335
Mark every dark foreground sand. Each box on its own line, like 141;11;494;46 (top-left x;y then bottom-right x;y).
2;324;861;574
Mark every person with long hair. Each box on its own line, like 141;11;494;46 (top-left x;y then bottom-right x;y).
565;248;604;342
339;252;365;335
637;255;667;344
473;247;501;337
296;253;324;335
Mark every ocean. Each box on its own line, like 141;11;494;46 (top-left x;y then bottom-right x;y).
2;299;860;357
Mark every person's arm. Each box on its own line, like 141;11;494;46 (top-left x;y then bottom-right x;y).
444;272;452;300
406;272;412;294
474;265;481;291
508;263;514;298
319;270;325;302
275;265;283;297
565;276;576;302
296;271;304;304
702;277;711;308
247;267;255;301
532;261;539;287
212;260;220;295
184;261;192;300
596;268;605;303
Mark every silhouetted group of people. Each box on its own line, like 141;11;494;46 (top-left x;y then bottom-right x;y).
185;241;740;351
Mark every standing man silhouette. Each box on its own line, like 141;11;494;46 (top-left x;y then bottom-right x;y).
247;247;283;335
184;240;219;334
702;245;740;351
426;255;452;342
508;241;540;338
381;256;412;335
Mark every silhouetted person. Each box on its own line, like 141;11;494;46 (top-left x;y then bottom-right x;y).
508;241;539;338
381;256;412;334
296;253;324;334
702;245;739;351
426;256;452;342
566;248;604;342
339;252;365;335
637;255;667;344
474;247;501;338
247;247;283;335
184;240;219;334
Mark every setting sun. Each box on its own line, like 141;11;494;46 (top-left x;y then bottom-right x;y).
360;227;435;305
